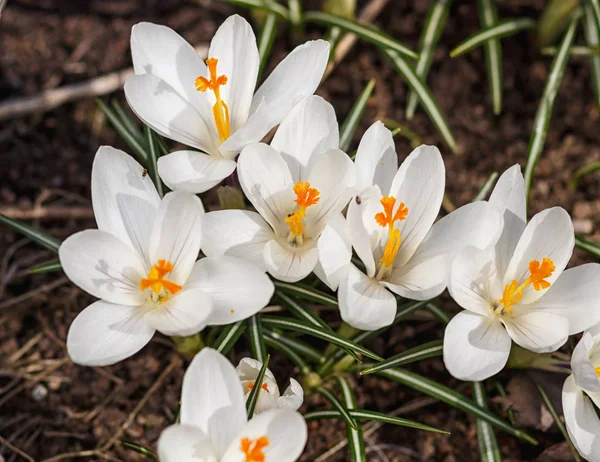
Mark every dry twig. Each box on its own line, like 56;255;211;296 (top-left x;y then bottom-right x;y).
0;433;35;462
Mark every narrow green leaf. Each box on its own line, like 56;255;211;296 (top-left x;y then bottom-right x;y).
426;303;450;324
575;234;600;260
263;331;311;375
218;0;289;19
537;0;579;47
477;0;503;114
383;48;457;152
583;3;600;109
120;441;158;461
213;321;246;354
542;45;600;56
247;315;267;362
144;126;164;197
29;260;62;274
493;380;516;425
376;367;538;444
257;12;279;78
335;376;366;461
263;329;324;364
450;18;536;58
111;100;144;142
473;172;499;201
339;78;376;152
361;340;443;375
276;291;333;329
571;160;600;188
473;382;502;462
318;385;358;431
288;0;303;40
261;316;383;361
246;354;270;419
523;14;579;206
274;281;337;307
303;11;418;60
97;99;148;162
591;0;600;28
406;0;453;119
0;214;60;252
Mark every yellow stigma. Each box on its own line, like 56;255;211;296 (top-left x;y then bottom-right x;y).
375;196;409;271
497;257;555;314
240;436;269;462
285;182;320;239
140;259;182;301
195;58;230;142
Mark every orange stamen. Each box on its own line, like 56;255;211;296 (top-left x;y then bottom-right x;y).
247;382;270;392
285;181;320;238
140;259;182;297
240;436;270;462
195;58;230;142
375;196;409;270
497;258;555;314
595;367;600;378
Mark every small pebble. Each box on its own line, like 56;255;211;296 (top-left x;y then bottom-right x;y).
31;383;48;402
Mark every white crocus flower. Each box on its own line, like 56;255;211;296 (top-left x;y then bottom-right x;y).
124;15;329;193
201;95;356;283
562;325;600;462
443;165;600;381
58;146;274;367
333;121;503;331
236;358;304;415
158;348;307;462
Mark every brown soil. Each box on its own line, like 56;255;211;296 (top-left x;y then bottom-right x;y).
1;0;598;460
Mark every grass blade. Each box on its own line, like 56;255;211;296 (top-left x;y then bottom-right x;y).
120;441;158;461
212;321;246;354
257;11;279;79
262;329;324;364
383;48;457;152
263;331;311;375
276;291;333;329
583;3;600;109
0;214;60;252
542;45;600;56
591;0;600;28
111;100;143;141
571;160;600;188
361;340;443;375
473;382;502;462
493;380;516;425
303;11;418;60
29;260;62;274
406;0;453;119
335;376;366;460
477;0;503;114
246;354;270;419
523;14;579;206
218;0;289;19
425;303;450;324
474;172;499;201
97;99;148;162
339;78;376;152
144;126;164;197
247;315;267;362
274;281;337;307
575;234;600;260
318;383;358;431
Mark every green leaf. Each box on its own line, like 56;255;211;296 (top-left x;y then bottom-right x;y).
276;291;334;329
360;340;443;375
375;367;538;444
261;316;383;361
144;126;164;197
218;0;289;19
571;160;600;188
541;45;600;56
406;0;453;119
274;281;338;307
537;0;579;47
304;409;449;434
477;0;503;115
212;321;246;354
263;330;311;375
262;328;324;364
303;11;418;60
523;14;579;206
29;260;62;274
339;78;376;152
318;384;358;431
473;382;502;462
0;214;61;252
111;100;144;141
120;440;158;461
97;99;148;162
450;18;536;58
591;0;600;29
425;303;450;324
247;315;267;362
583;3;600;110
575;234;600;260
246;354;270;419
335;376;366;461
257;11;279;78
383;48;457;152
493;380;515;425
473;172;499;201
288;0;304;40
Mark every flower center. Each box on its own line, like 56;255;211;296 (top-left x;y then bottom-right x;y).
139;259;182;303
195;58;230;143
374;196;409;278
240;436;269;462
495;258;555;314
284;181;320;245
247;381;270;392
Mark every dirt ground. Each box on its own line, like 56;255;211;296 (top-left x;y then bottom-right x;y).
1;0;599;460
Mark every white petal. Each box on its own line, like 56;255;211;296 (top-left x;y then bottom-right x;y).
91;146;160;262
222;409;307;462
383;254;448;301
202;210;275;270
387;145;445;266
67;300;154;366
236;357;277;382
157;424;217;462
181;348;247;458
59;230;146;306
218;99;273;159
504;311;568;353
278;378;304;412
263;240;319;283
124;74;217;154
149;191;204;285
488;165;527;278
271;95;339;183
157;150;236;194
354;121;397;192
571;330;600;393
563;375;600;462
250;39;329;130
144;288;213;336
236;358;280;415
208;15;259;133
504;207;574;304
185;257;275;325
443;311;511;381
338;264;396;330
315;213;352;290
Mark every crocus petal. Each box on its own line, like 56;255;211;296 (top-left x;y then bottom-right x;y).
315;213;352;290
383;254;448;301
91;146;160;262
144;288;213;336
263;240;319;283
504;311;568;353
571;329;600;393
185;256;275;325
236;358;280;414
354;121;397;192
236;357;277;382
202;210;275;270
250;39;329;132
504;207;574;304
181;348;247;458
488;164;527;278
563;375;600;461
59;230;147;306
124;74;217;154
387;145;445;266
157;150;236;194
338;264;397;331
158;424;218;462
222;409;307;462
278;378;304;411
271;95;339;183
67;300;154;366
443;311;511;381
526;264;600;335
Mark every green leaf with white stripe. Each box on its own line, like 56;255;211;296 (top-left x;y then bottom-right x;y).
360;340;443;375
274;282;337;307
318;384;358;431
474;172;499;201
246;354;270;419
144;126;164;197
247;315;267;362
262;329;324;364
0;214;61;252
575;234;600;260
473;382;502;462
335;376;366;461
276;291;334;329
263;331;311;375
97;99;148;163
29;260;62;274
218;0;289;19
477;0;503;115
583;2;600;110
340;78;376;152
212;321;246;354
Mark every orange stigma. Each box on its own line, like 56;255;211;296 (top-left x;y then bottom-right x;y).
195;58;230;142
285;182;320;239
140;259;182;299
241;436;269;462
497;258;555;314
375;196;408;272
247;381;270;392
